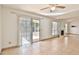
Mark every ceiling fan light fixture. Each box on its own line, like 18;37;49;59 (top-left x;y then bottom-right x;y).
51;7;56;11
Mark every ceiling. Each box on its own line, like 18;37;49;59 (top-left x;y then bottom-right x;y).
3;4;79;21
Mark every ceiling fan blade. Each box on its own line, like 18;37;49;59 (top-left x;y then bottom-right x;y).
56;6;65;8
40;7;49;10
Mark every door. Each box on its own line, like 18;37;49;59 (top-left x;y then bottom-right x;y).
64;23;68;36
32;19;40;42
18;16;32;46
52;22;59;37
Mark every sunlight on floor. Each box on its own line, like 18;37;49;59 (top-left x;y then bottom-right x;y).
2;35;79;55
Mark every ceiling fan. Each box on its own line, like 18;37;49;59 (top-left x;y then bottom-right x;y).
40;4;65;12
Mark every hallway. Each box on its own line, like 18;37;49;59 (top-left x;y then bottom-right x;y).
2;34;79;55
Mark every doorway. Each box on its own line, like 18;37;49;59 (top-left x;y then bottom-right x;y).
32;19;40;42
52;22;59;37
64;23;68;36
18;16;40;46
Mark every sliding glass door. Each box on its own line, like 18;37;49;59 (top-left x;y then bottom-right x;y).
18;16;40;46
19;17;32;46
32;19;40;42
64;23;68;36
52;22;59;37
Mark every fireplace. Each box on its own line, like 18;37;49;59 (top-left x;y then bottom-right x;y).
61;30;64;35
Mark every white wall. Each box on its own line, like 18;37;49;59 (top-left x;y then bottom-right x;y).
69;20;79;34
2;7;18;48
40;18;52;40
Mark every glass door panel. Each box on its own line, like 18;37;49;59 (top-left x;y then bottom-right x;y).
64;24;68;36
52;22;59;37
32;19;39;42
19;17;32;46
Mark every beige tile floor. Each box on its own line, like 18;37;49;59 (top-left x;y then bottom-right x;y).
2;35;79;55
